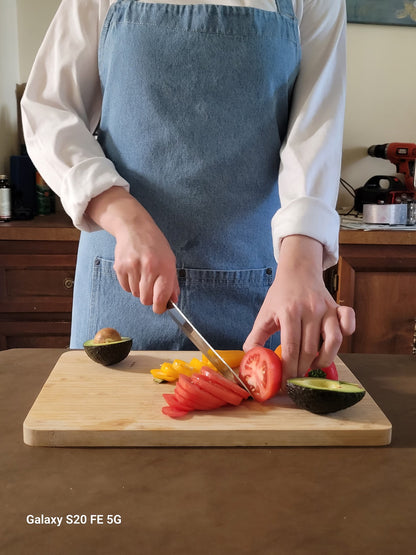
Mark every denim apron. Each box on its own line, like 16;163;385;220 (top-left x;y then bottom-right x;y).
70;0;300;350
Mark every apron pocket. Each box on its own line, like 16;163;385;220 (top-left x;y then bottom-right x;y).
82;258;278;351
177;266;279;350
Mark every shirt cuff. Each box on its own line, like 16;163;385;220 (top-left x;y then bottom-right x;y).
271;196;340;270
60;157;130;232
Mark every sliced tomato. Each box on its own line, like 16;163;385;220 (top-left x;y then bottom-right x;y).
173;385;208;411
305;361;338;381
163;393;192;412
162;405;189;418
239;346;282;402
200;366;250;400
178;375;226;410
191;374;243;406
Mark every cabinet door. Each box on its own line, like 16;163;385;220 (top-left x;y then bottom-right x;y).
0;241;78;349
337;244;416;354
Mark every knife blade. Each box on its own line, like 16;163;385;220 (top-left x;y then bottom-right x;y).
166;300;250;394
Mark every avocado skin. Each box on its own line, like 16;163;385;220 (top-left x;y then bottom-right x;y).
83;337;132;366
287;379;366;414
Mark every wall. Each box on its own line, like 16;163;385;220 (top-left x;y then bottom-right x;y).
16;0;60;81
340;23;416;210
0;0;19;174
0;0;59;175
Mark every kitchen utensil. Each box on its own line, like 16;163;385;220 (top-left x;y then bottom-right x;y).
166;300;249;393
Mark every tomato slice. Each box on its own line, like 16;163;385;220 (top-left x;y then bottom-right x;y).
163;393;192;412
305;361;338;381
191;374;243;406
239;347;282;402
177;375;226;410
200;367;250;399
173;385;208;411
162;406;189;418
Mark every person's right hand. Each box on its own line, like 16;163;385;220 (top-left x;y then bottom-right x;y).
86;186;179;313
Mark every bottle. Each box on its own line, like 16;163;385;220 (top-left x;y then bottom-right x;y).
36;171;55;215
0;175;12;222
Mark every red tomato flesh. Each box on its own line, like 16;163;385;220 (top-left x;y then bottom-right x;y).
178;375;226;409
239;346;282;402
162;405;188;418
191;374;243;406
200;367;250;400
173;386;208;411
163;393;191;412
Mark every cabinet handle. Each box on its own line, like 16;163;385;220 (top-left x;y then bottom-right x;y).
413;319;416;355
64;277;74;290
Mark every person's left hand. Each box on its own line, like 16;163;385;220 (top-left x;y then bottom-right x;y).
243;235;355;387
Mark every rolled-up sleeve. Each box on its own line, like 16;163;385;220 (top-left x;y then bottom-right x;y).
21;0;129;231
272;0;346;269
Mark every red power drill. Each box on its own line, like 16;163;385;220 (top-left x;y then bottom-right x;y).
368;143;416;192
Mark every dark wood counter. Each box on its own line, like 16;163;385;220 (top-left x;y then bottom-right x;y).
1;349;415;555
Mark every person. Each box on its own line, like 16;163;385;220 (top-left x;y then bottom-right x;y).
21;0;355;385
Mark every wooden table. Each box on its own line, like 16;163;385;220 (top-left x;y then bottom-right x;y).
1;349;415;555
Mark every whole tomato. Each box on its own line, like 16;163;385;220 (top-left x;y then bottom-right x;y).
305;362;338;381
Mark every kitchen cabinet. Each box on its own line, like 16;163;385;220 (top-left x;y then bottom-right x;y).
0;213;80;349
330;229;416;355
2;216;415;354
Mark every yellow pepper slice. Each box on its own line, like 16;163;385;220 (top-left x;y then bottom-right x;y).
188;357;205;371
274;344;282;359
172;359;194;376
150;369;177;382
201;349;245;369
150;351;245;382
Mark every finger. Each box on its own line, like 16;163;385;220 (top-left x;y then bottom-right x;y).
337;305;356;336
243;310;278;352
152;274;177;314
115;270;133;294
312;310;342;369
298;317;321;376
279;313;302;388
138;271;155;305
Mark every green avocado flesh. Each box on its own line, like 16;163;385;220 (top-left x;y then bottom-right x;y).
83;337;132;366
286;377;366;414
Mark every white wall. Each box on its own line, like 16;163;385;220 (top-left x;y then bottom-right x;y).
340;23;416;209
16;0;60;81
0;0;20;174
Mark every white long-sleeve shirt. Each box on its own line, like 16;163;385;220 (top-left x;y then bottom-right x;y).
21;0;346;269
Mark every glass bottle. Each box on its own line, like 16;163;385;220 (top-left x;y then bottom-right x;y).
0;175;12;222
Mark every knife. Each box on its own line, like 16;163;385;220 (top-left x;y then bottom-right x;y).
166;300;251;394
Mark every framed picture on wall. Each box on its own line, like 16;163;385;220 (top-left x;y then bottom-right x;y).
347;0;416;26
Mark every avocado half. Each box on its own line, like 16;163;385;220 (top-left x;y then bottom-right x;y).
83;327;132;366
287;377;366;414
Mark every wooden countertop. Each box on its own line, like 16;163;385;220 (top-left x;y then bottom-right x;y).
339;228;416;245
0;213;80;241
1;213;415;246
1;348;415;554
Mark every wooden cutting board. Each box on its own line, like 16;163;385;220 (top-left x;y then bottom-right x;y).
23;351;392;447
